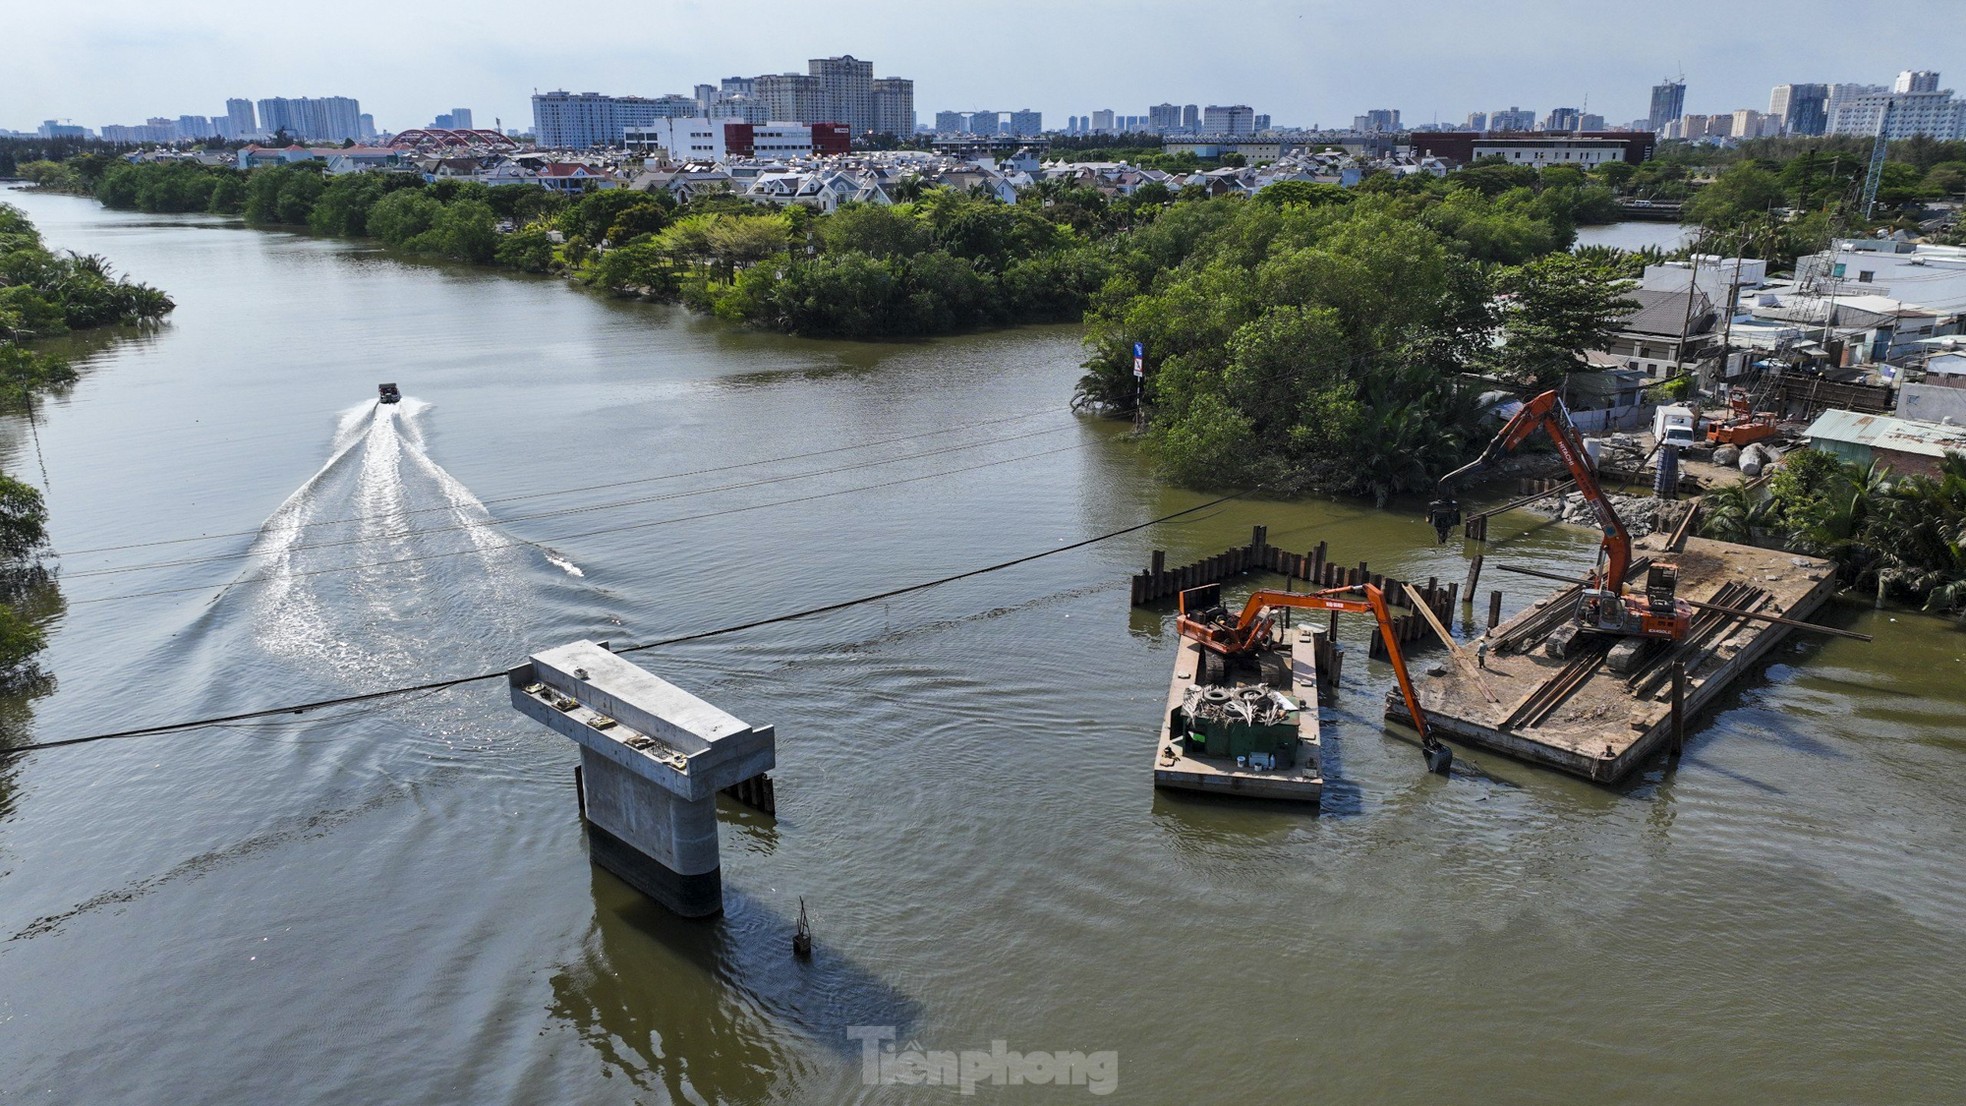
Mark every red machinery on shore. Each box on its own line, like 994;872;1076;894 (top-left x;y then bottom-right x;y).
1704;388;1779;447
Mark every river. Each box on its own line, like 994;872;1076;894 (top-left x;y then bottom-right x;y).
0;190;1959;1105
1574;220;1693;253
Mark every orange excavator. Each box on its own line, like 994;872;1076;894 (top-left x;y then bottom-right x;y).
1704;387;1779;447
1427;388;1692;671
1177;582;1450;774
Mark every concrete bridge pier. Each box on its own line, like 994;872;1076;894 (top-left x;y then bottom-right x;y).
508;640;775;917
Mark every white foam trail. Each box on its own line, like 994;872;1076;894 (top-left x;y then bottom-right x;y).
239;397;560;676
545;553;585;577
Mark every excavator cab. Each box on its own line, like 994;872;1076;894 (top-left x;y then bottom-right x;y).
1645;563;1681;613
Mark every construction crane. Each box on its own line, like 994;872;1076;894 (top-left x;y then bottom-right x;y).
1860;98;1897;221
1426;389;1693;671
1177;582;1450;773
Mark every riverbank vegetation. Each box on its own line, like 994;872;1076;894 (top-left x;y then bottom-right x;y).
0;201;170;682
1701;450;1966;618
66;156;1638;497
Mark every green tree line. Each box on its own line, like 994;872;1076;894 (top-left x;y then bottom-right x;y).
0;202;169;682
1071;181;1637;502
68;156;1639;497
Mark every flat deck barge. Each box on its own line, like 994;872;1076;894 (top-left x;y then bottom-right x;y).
1387;533;1837;784
1154;627;1323;804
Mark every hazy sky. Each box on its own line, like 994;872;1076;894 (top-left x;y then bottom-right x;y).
9;0;1965;134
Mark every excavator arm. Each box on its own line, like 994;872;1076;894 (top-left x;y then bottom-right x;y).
1428;389;1631;590
1219;585;1445;770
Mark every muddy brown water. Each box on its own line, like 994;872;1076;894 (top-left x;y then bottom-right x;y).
0;191;1959;1104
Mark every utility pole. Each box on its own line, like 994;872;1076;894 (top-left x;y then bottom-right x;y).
1672;241;1706;393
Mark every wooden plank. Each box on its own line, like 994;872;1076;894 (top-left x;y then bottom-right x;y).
1404;582;1500;705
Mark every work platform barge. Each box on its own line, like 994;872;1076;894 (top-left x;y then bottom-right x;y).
1155;626;1328;803
1388;531;1838;784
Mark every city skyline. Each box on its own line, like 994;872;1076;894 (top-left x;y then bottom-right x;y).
9;0;1964;136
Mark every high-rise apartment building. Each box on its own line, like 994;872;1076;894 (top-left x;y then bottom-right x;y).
1896;70;1940;94
1770;83;1829;135
1182;104;1199;131
1491;106;1535;132
1204;104;1256;134
708;95;769;124
1830;78;1966;140
1649;79;1686;132
809;54;874;132
1148;103;1182;132
1254;114;1271;132
756;73;825;124
1543;106;1580;132
449;108;473;130
934;110;966;134
1091;109;1116;132
1466;111;1489;132
1351;108;1399;133
721;76;755;98
532;90;697;147
968;110;998;136
225;97;257;137
1007;109;1042;137
255;96;362;142
872;77;914;136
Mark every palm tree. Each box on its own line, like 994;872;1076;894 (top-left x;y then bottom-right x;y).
1698;480;1773;543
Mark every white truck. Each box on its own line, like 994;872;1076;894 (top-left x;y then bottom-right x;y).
1653;404;1698;449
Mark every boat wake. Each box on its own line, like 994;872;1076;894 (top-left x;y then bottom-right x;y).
232;398;576;678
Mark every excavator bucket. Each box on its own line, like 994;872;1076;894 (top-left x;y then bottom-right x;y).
1424;739;1453;775
1426;497;1461;544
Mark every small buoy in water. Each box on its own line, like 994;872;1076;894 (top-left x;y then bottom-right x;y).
793;897;813;959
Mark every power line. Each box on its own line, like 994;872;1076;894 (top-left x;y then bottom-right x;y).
3;490;1248;759
61;406;1065;558
66;421;1078;580
68;439;1089;605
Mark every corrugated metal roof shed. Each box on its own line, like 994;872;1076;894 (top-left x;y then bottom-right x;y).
1805;409;1966;458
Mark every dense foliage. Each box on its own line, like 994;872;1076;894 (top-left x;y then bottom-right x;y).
0;203;152;681
1666;137;1966;265
1;201;173;345
1071;176;1639;500
1701;450;1966;618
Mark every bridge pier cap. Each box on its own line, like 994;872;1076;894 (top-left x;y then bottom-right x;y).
509;640;776;916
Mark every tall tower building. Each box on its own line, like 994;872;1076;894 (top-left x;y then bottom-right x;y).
225;98;257;137
872;77;914;136
809;54;874;132
1649;79;1686;132
1181;104;1199;131
1770;83;1829;135
1896;70;1940;94
757;73;824;123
